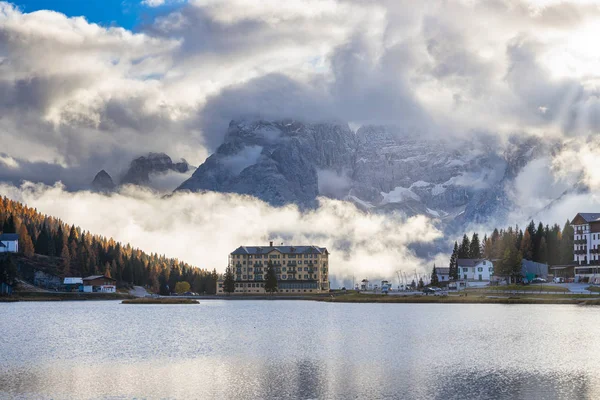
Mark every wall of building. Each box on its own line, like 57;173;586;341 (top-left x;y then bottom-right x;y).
458;260;493;281
0;240;18;253
228;248;330;294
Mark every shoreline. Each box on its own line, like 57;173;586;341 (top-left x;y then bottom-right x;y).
4;291;600;305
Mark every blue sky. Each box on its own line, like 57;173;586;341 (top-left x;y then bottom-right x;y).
9;0;180;30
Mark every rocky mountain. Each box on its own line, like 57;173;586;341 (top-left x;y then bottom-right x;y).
177;119;555;232
91;170;115;192
121;153;191;186
91;152;192;191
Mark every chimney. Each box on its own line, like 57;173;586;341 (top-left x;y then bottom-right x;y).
270;241;273;247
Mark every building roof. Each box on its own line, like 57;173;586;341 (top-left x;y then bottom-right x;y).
231;245;328;255
457;259;488;267
571;213;600;224
83;275;116;282
435;267;450;274
64;277;83;284
0;233;19;241
0;242;5;248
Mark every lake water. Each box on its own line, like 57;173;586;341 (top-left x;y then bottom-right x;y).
1;301;600;399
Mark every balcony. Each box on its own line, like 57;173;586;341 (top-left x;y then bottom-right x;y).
574;239;587;245
575;250;587;255
591;248;600;254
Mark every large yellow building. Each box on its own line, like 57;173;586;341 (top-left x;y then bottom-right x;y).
217;242;330;294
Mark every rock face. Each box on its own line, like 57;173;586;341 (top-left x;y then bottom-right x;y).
177;119;554;232
177;120;357;207
120;153;191;186
91;170;115;192
91;153;191;191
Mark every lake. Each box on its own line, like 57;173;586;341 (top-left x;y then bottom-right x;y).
1;301;600;399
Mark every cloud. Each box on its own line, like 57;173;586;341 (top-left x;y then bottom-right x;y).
0;182;441;284
2;0;600;238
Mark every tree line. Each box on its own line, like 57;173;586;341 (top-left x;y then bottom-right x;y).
448;220;574;280
0;196;218;294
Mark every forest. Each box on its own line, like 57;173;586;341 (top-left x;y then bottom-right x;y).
0;196;217;295
449;220;574;280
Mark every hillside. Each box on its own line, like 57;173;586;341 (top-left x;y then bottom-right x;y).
0;197;217;294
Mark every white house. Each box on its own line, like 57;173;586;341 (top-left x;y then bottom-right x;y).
0;233;18;253
435;267;450;283
457;259;494;282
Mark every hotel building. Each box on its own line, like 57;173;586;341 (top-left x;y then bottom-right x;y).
217;242;330;294
571;213;600;282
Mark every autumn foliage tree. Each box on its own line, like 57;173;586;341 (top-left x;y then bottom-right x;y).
0;196;217;293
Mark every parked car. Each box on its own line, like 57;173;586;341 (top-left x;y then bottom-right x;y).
422;287;436;295
531;278;547;284
553;277;565;283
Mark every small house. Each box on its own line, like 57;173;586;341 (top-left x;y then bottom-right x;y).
83;275;117;293
63;277;84;292
435;267;450;282
457;259;494;282
0;233;19;253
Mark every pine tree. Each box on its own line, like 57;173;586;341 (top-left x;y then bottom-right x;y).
559;220;574;264
418;277;424;289
2;215;16;233
223;266;235;295
264;260;278;294
430;264;439;286
469;233;481;258
520;230;533;260
458;234;471;258
538;237;548;264
449;241;458;280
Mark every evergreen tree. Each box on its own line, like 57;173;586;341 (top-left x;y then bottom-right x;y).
430;264;439;286
418;277;424;289
223;266;236;295
2;215;16;233
520;230;533;260
538;237;548;264
0;255;17;286
458;234;471;258
264;260;278;294
533;222;545;262
35;226;50;255
559;220;574;264
469;233;482;258
449;241;458;280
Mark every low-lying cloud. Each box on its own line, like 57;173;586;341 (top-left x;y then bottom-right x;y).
0;182;442;285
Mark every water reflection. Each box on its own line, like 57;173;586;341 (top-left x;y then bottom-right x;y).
1;301;600;399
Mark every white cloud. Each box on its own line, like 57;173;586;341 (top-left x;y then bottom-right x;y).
0;182;441;283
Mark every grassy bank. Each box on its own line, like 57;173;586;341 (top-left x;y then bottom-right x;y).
122;298;199;304
468;284;569;293
319;292;598;305
0;291;134;302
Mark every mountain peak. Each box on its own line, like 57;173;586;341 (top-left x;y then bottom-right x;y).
91;170;115;192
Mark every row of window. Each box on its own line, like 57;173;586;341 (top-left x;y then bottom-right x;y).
236;260;322;265
460;267;493;273
237;275;319;280
235;253;321;259
236;266;322;272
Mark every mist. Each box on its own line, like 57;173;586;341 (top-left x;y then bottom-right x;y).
0;182;442;286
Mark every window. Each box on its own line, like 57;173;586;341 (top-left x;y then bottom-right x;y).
483;261;486;265
478;267;483;272
464;274;468;280
243;275;247;279
282;275;287;279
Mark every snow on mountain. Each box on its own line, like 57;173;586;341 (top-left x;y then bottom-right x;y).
176;119;556;233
